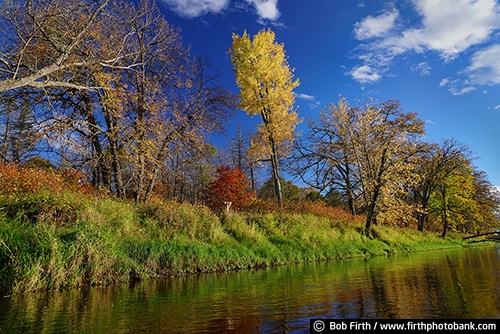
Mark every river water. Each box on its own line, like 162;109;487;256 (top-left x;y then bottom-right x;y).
0;245;499;333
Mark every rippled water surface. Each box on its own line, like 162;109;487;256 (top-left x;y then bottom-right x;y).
1;245;499;333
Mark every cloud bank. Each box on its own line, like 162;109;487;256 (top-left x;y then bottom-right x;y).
350;0;500;93
159;0;230;18
160;0;280;22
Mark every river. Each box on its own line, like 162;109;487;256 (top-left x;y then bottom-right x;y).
1;245;499;333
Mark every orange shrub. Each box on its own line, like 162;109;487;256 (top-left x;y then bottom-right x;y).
285;201;363;224
0;162;93;197
238;197;363;225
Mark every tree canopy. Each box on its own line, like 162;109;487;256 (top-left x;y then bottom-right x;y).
0;0;236;203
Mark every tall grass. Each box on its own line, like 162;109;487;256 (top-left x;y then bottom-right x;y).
0;163;485;295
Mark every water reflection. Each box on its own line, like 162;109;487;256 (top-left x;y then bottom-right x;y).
1;246;499;333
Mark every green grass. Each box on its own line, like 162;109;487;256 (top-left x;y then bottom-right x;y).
0;191;490;295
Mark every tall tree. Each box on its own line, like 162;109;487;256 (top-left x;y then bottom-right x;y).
117;0;192;203
424;148;500;238
468;169;500;234
229;28;300;207
139;56;236;203
429;155;475;238
294;97;425;234
291;97;360;215
411;139;471;231
346;99;425;237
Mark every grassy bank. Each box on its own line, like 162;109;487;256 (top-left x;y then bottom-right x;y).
1;187;487;295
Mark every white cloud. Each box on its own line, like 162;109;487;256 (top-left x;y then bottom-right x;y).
353;9;399;40
408;0;500;59
381;0;500;60
350;0;500;85
160;0;281;22
349;65;381;84
246;0;280;21
495;105;500;110
439;78;477;95
449;86;476;96
297;93;316;101
439;78;450;87
160;0;230;18
411;62;432;76
465;44;500;85
297;93;320;109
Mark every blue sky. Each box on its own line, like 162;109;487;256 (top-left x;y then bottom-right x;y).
156;0;500;187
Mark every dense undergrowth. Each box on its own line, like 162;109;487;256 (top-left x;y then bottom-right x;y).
0;164;482;295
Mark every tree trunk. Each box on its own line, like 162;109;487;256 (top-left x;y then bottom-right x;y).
144;130;179;203
441;188;448;238
144;168;159;203
103;105;125;199
416;190;431;232
417;214;426;231
110;138;125;199
1;112;11;162
365;186;382;237
82;92;110;189
442;217;448;238
345;165;356;215
269;136;283;207
249;163;256;192
365;149;387;237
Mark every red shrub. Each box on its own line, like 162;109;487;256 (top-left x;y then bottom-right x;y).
204;165;254;213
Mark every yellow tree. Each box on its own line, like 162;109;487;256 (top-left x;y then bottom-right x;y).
427;152;500;238
411;139;471;232
229;29;299;207
429;156;475;238
349;99;425;237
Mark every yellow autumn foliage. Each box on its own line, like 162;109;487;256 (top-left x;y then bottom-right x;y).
229;28;300;159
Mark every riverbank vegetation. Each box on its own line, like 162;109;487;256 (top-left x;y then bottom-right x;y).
0;163;495;295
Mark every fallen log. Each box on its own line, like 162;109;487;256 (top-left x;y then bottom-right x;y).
463;231;499;240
